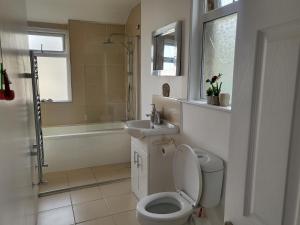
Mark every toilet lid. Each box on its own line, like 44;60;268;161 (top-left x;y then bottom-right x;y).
173;144;202;206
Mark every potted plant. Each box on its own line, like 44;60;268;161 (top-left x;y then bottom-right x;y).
206;73;222;106
206;87;213;104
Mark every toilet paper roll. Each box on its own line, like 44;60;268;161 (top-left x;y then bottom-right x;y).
161;143;176;157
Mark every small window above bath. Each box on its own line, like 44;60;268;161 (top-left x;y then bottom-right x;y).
28;29;72;102
28;33;65;52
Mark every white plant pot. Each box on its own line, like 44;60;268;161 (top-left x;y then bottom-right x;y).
219;93;230;106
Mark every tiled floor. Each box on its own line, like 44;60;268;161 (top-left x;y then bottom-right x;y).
37;180;141;225
40;163;131;194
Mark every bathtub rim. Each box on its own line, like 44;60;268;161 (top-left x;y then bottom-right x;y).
43;121;126;139
44;128;127;139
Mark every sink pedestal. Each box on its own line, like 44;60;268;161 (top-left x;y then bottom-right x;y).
125;119;180;199
131;135;178;199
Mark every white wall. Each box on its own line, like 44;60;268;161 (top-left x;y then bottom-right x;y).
140;0;231;159
0;0;37;224
181;103;231;225
181;104;231;161
140;0;190;118
141;0;231;224
26;0;140;24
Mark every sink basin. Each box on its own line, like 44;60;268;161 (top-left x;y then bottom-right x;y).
125;120;179;139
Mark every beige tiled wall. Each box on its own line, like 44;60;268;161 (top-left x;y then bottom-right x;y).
152;95;182;127
40;20;127;126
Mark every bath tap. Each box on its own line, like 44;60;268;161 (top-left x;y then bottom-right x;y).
146;104;161;128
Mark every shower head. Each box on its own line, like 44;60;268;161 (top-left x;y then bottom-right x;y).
102;33;134;53
103;33;129;45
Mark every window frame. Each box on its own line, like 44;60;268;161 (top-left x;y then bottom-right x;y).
28;27;72;103
188;0;238;102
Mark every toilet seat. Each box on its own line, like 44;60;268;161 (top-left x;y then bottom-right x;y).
136;192;193;222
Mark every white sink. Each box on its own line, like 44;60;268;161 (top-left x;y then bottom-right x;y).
125;120;179;139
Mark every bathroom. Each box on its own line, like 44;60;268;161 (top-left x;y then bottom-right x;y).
0;0;300;225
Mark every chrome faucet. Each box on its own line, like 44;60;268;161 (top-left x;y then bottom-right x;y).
146;104;161;128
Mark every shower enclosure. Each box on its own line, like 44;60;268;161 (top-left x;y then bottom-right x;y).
30;22;140;187
103;32;136;121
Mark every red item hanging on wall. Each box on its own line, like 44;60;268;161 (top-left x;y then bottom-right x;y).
0;69;15;100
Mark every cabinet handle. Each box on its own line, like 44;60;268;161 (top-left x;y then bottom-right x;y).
134;151;138;165
137;154;141;168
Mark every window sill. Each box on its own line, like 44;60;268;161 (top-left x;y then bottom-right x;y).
182;100;231;113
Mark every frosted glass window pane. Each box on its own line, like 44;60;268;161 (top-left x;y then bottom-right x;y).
37;56;70;101
202;13;237;99
207;0;236;11
29;34;64;51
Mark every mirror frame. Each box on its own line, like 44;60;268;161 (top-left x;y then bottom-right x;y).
151;21;182;76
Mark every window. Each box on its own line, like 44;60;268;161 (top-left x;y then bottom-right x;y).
28;34;64;51
206;0;238;11
202;13;237;98
188;0;238;102
28;30;72;102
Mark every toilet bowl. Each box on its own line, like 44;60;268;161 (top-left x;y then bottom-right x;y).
137;192;193;225
136;144;224;225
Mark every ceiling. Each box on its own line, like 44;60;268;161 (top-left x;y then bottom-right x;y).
26;0;140;24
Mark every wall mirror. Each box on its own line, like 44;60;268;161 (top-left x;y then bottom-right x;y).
151;21;182;76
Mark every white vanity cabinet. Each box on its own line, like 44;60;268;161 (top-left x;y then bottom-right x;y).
131;137;148;199
131;136;175;199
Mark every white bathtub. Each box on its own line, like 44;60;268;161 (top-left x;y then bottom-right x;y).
43;122;131;173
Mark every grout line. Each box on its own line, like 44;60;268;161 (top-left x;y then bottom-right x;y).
39;164;132;225
39;177;131;197
112;208;137;216
70;193;76;225
75;214;118;225
103;196;111;212
37;192;72;213
103;193;137;216
38;204;72;213
102;190;133;200
72;203;136;225
38;190;137;225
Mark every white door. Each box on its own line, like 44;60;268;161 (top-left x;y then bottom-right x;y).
224;0;300;225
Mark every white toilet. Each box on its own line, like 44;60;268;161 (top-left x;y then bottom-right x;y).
136;144;224;225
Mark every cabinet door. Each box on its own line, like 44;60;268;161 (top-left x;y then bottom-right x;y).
131;147;139;197
137;148;148;199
